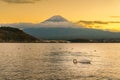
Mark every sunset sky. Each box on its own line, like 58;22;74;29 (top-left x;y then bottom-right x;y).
0;0;120;31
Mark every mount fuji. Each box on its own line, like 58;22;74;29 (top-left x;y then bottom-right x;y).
37;15;80;28
1;15;120;40
22;15;120;40
42;15;68;22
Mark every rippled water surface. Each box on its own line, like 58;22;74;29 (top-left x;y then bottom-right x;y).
0;43;120;80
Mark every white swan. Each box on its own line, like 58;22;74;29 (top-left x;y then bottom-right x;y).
73;59;91;64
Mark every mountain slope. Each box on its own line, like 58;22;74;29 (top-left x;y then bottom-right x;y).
0;27;39;42
23;15;120;40
1;15;120;40
23;27;120;40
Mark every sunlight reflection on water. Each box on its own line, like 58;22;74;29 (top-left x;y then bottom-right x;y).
0;43;120;80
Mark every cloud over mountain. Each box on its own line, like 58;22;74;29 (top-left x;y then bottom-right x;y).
77;20;120;25
110;16;120;18
39;15;79;28
77;21;109;25
2;15;80;28
1;0;41;4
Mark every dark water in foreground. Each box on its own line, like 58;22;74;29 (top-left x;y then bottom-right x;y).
0;43;120;80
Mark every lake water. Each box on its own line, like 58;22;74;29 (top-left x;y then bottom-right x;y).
0;43;120;80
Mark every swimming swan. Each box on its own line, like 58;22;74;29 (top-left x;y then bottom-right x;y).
73;59;91;64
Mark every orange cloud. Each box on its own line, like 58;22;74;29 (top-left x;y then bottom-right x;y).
1;0;41;4
110;16;120;18
77;20;120;25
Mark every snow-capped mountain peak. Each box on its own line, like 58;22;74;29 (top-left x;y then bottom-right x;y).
43;15;69;23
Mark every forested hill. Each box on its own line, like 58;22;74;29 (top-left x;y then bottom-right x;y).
0;27;39;42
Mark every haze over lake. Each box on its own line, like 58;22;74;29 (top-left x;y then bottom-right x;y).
0;43;120;80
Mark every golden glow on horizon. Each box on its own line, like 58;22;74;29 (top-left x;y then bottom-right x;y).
78;22;120;32
0;0;120;31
